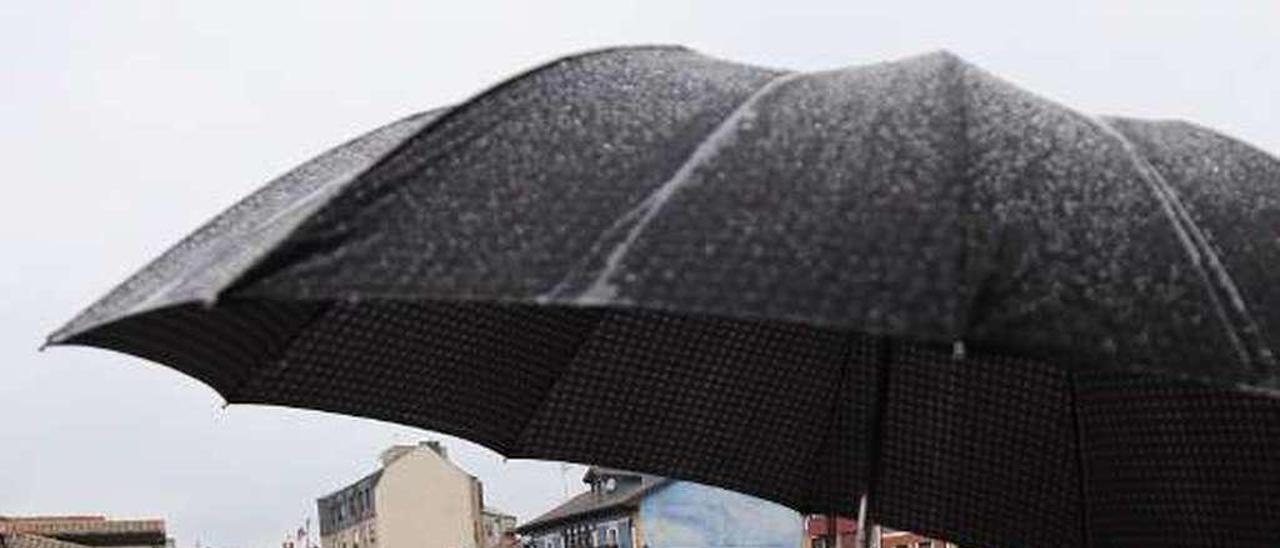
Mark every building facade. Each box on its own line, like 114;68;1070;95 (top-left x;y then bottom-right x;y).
804;515;859;548
874;529;958;548
517;468;801;548
317;441;499;548
481;510;517;548
804;517;960;548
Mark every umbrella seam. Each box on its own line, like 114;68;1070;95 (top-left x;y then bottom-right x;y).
1067;372;1093;548
543;71;805;304
797;332;863;513
220;301;335;405
863;338;892;527
509;308;611;453
1091;117;1274;375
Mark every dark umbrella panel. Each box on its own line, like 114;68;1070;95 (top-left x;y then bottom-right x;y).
50;47;1280;547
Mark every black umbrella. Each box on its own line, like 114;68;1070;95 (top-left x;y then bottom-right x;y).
50;46;1280;547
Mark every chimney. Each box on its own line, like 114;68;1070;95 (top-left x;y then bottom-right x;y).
420;440;449;460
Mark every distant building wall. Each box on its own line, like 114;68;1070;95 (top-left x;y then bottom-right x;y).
318;442;488;548
592;516;633;548
526;516;634;548
318;470;380;548
374;447;483;548
482;512;517;548
877;530;956;548
638;482;802;548
804;515;858;548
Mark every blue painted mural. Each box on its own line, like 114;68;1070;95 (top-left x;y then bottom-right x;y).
639;481;802;548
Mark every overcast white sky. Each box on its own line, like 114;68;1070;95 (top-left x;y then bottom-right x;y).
2;2;1276;548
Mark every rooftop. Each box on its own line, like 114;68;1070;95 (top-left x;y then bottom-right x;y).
1;533;93;548
483;508;516;519
0;517;167;548
516;468;670;533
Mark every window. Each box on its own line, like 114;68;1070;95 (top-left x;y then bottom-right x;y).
606;528;618;547
917;542;932;548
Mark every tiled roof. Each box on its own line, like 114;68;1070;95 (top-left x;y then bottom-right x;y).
0;518;105;525
1;533;89;548
483;507;515;519
516;470;670;533
0;517;166;546
317;469;383;503
0;518;165;537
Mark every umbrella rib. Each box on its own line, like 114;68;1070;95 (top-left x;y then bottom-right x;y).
945;54;976;341
552;71;805;304
116;48;697;322
1091;116;1274;373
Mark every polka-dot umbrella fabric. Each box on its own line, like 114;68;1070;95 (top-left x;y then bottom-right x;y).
51;46;1280;547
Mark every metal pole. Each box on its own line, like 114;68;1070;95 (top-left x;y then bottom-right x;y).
854;493;872;548
855;337;893;548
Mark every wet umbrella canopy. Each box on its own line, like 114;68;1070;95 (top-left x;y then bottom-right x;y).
51;47;1280;547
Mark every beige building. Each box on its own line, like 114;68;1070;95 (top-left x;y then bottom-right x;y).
317;441;511;548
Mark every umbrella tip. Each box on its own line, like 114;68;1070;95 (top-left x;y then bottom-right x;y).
198;292;220;309
38;333;61;352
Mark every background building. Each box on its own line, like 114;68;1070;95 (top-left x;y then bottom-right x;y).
875;529;959;548
317;441;503;548
0;515;172;548
804;518;961;548
805;517;962;548
517;467;801;548
804;515;859;548
481;510;516;548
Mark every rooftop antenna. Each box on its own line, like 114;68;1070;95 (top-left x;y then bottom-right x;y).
559;463;570;498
